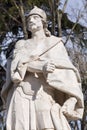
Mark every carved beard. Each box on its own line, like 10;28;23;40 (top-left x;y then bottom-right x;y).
28;23;43;33
30;25;39;32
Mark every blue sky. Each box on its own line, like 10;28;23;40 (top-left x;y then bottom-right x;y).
60;0;87;27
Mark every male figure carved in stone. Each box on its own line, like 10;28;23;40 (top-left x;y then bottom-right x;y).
1;6;84;130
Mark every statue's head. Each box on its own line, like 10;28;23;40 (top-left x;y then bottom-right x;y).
28;6;47;23
27;6;51;37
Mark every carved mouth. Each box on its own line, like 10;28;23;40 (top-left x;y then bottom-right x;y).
29;23;36;26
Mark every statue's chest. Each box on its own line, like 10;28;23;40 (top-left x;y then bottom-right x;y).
25;41;47;57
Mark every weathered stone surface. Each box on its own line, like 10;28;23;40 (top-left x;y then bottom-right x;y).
1;6;84;130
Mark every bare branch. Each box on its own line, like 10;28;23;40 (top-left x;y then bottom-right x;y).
48;0;56;34
57;10;62;36
12;0;19;10
19;0;28;39
65;10;83;45
12;0;28;39
57;0;69;36
62;0;68;14
48;0;53;12
0;7;21;24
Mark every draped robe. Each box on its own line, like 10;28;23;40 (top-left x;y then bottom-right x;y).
1;36;84;130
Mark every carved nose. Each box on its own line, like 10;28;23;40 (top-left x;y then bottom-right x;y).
29;17;34;22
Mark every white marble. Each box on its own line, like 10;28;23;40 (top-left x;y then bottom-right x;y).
1;6;84;130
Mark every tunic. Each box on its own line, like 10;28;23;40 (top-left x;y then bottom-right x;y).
1;36;84;130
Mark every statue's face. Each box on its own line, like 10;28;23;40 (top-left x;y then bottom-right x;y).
27;14;43;33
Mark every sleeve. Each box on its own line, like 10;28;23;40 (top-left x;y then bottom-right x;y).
27;59;47;73
11;40;26;83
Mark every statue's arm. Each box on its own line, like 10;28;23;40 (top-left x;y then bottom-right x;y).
11;40;27;83
11;57;23;83
27;60;46;73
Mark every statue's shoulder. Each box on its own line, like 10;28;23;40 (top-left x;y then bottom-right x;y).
15;39;26;49
50;35;61;40
48;35;62;45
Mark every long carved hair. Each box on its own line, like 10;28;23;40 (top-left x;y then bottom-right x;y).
41;19;51;37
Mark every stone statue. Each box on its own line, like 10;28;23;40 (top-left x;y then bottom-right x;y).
1;6;84;130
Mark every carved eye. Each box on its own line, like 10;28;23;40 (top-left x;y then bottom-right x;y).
27;15;41;22
34;15;40;19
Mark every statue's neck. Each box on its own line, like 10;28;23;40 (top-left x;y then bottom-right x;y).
32;29;46;41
